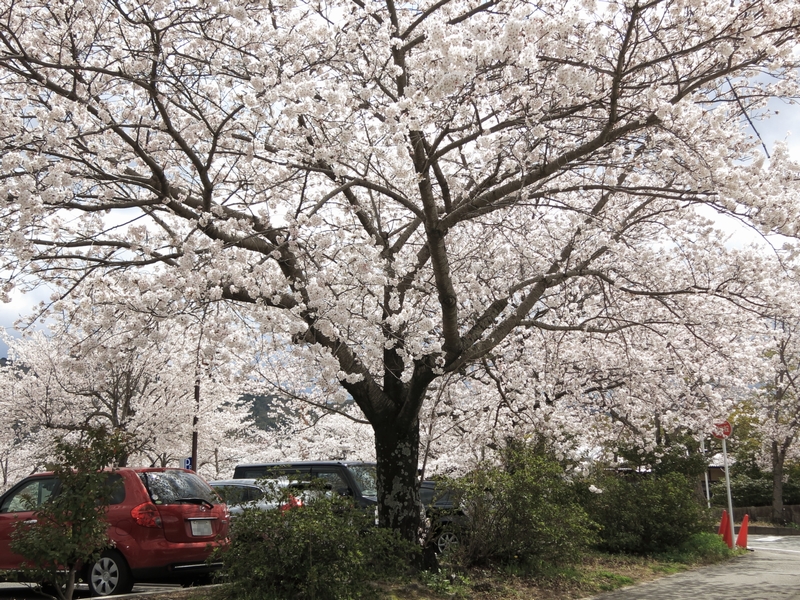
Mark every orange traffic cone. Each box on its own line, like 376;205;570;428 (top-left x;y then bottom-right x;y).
723;518;734;548
718;511;733;548
736;514;749;549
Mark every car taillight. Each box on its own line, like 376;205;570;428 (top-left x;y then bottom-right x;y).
131;502;163;528
279;495;303;513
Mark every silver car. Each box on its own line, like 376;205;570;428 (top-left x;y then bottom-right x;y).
208;479;292;515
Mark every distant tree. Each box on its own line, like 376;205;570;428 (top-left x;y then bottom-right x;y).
0;291;255;478
748;315;800;522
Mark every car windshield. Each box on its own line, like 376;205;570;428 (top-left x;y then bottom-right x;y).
140;471;218;505
211;485;245;504
349;464;377;497
213;484;268;505
419;484;435;505
420;482;452;505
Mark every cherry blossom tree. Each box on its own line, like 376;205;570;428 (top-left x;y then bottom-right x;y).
415;272;769;476
0;285;256;479
0;401;41;492
747;307;800;521
0;0;798;537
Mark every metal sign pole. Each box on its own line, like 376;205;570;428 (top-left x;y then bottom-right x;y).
722;437;735;542
701;438;711;509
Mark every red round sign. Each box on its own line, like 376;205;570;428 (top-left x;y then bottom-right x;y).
713;421;732;439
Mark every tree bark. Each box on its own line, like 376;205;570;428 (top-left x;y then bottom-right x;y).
772;440;787;524
374;419;422;542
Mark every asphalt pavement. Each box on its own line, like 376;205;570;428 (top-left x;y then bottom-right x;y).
587;534;800;600
0;583;183;599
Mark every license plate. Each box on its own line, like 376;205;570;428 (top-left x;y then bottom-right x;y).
190;519;213;536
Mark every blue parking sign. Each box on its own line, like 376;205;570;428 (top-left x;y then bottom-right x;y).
183;457;193;471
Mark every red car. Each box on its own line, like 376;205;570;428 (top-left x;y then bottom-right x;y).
0;468;229;596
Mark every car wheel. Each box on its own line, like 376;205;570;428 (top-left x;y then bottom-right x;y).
435;529;459;553
87;550;134;597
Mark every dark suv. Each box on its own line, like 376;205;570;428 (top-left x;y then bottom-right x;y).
0;468;229;596
232;462;459;551
420;480;463;553
232;461;377;508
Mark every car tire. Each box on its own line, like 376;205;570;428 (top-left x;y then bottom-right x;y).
87;550;134;596
435;529;459;553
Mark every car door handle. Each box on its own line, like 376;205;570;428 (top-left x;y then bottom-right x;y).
23;519;37;524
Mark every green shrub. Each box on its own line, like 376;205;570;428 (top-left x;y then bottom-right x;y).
443;445;597;569
578;472;713;554
660;532;736;564
718;474;772;507
716;474;800;507
616;439;709;479
217;485;416;600
10;427;132;600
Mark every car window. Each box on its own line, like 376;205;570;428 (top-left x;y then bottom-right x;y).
256;470;312;494
139;471;218;505
269;468;309;480
239;466;309;480
0;478;58;513
348;465;377;497
419;485;435;505
419;482;454;506
244;486;266;502
105;473;126;505
213;484;264;505
236;468;266;479
314;471;350;496
212;485;245;505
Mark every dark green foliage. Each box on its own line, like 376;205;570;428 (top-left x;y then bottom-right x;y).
783;465;800;505
217;485;416;600
242;393;283;431
443;444;597;569
719;475;772;507
10;427;132;600
578;472;713;555
245;394;356;433
716;474;800;507
616;438;709;479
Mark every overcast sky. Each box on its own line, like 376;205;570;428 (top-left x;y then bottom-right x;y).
0;94;797;358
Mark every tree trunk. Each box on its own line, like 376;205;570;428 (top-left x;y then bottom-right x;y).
772;440;786;524
374;419;422;542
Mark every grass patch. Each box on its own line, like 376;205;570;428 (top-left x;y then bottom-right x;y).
657;532;742;565
588;570;634;591
418;570;472;598
409;555;667;599
434;544;736;600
